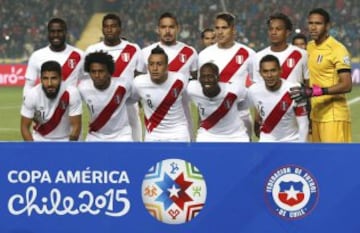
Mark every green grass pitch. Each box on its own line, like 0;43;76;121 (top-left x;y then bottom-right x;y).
1;86;359;142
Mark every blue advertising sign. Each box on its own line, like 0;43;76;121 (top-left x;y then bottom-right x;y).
0;143;359;232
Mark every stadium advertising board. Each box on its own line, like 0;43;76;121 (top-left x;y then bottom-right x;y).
0;143;359;232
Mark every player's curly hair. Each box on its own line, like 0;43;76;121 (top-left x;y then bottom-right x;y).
84;51;115;75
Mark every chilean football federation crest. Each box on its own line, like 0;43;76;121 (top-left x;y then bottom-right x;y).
265;165;319;220
141;158;207;224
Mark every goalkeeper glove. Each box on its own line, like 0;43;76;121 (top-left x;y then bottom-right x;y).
290;85;328;103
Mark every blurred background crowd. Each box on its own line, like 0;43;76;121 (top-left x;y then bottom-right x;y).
1;0;359;62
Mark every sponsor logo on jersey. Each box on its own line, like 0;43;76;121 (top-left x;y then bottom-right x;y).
142;158;207;224
265;165;319;220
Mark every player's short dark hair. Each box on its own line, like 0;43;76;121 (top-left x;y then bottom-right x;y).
216;12;236;27
84;51;115;75
200;63;219;76
309;8;331;24
41;61;62;76
48;18;67;31
150;45;168;64
158;12;178;26
259;54;281;69
103;13;122;28
292;33;308;45
201;28;215;39
267;13;293;31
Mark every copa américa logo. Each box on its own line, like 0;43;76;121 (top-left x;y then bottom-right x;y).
265;165;319;220
141;158;207;224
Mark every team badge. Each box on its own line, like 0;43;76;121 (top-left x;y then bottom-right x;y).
142;158;207;224
67;59;77;69
316;55;323;64
114;94;123;104
281;101;288;111
60;100;68;110
172;88;179;98
286;58;295;68
179;54;187;63
236;55;244;64
224;99;232;109
121;53;130;62
265;165;319;220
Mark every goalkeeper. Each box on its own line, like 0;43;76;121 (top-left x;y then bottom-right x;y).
290;8;352;142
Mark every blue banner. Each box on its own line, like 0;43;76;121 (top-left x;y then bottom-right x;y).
0;143;359;232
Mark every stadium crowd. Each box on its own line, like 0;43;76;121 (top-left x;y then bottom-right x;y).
0;0;90;60
1;0;359;61
0;0;360;61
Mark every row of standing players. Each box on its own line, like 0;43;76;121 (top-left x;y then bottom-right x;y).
20;8;353;142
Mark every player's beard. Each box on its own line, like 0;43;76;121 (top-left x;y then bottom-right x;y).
42;83;61;99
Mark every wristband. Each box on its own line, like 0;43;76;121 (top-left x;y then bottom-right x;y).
312;85;323;96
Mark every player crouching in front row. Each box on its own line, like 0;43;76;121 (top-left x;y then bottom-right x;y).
20;61;82;141
248;55;309;142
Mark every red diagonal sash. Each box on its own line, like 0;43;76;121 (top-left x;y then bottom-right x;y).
280;50;302;79
62;51;81;81
168;46;194;72
261;92;293;133
144;79;184;132
34;91;70;135
200;92;237;130
219;48;249;83
89;86;126;132
113;44;137;77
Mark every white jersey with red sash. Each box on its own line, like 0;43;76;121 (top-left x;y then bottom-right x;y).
141;42;198;79
248;80;308;142
198;42;256;85
78;78;133;141
187;81;249;142
198;42;256;139
85;40;145;82
20;85;82;141
253;44;309;84
24;44;84;97
133;72;191;141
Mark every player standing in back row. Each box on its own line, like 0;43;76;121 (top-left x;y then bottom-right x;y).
141;12;198;80
23;18;85;98
198;12;256;139
85;13;145;141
